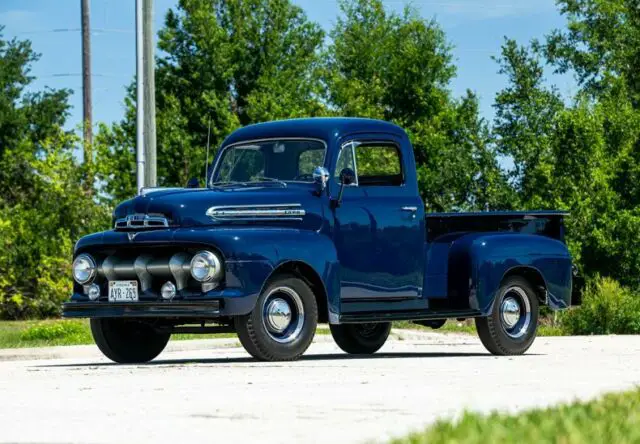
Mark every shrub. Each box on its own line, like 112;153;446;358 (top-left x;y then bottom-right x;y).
560;276;640;335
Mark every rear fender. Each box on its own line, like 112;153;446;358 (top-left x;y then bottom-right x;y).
447;233;572;314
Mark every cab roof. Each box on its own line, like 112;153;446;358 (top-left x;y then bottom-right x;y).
222;117;407;147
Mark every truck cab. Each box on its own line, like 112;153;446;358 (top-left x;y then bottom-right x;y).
64;118;578;363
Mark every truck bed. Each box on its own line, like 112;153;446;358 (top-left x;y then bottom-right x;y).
426;210;568;243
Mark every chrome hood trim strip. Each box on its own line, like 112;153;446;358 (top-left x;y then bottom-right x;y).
206;203;306;221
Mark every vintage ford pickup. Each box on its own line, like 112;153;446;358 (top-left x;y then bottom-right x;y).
63;118;580;362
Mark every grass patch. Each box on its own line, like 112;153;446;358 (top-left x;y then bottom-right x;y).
392;388;640;444
0;319;332;349
0;319;240;349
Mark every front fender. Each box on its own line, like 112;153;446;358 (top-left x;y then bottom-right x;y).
174;227;341;319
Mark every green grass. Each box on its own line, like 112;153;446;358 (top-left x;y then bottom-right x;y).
392;388;640;444
0;319;334;349
0;319;238;349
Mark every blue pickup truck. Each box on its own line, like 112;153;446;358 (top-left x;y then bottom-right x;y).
64;118;580;362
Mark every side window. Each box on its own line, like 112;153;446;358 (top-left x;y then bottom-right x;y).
355;143;403;186
335;142;357;183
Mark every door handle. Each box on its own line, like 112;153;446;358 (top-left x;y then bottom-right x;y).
401;206;418;212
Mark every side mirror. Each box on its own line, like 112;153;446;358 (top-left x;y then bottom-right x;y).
312;166;330;193
186;177;200;188
334;167;356;208
339;168;356;186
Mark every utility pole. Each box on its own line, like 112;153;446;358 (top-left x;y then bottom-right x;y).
143;0;157;187
81;0;93;191
135;0;145;193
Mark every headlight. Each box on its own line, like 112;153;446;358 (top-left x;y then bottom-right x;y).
73;254;97;284
190;251;222;282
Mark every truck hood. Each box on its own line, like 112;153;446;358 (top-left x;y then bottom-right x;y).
112;185;324;231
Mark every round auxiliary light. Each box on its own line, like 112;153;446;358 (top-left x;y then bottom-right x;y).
73;254;97;285
161;281;177;300
87;284;101;301
190;251;222;283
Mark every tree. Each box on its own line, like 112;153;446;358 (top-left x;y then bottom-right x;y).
0;30;108;318
545;0;640;106
492;37;640;287
0;27;72;205
492;39;565;208
96;0;326;201
324;0;511;211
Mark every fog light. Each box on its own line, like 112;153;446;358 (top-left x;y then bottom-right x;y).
161;281;177;300
86;283;100;301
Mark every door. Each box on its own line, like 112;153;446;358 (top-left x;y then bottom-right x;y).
333;137;425;300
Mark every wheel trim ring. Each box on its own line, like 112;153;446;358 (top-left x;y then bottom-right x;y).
261;286;305;344
499;286;532;339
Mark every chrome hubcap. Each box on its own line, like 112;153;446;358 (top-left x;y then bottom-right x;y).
500;297;521;328
265;298;292;333
499;286;532;339
262;286;305;344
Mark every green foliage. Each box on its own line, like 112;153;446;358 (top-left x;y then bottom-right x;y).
96;0;327;201
493;36;640;287
561;277;640;335
545;0;640;106
325;0;511;211
0;31;109;319
393;388;640;444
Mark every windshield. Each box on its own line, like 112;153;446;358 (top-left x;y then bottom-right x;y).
211;139;326;185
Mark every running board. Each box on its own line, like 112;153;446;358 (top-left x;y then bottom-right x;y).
338;309;483;324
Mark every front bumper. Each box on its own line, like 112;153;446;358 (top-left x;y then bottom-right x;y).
62;301;222;319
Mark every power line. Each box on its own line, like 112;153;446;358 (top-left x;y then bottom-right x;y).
39;73;129;79
16;28;133;35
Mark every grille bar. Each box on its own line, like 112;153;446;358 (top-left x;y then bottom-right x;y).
115;214;169;230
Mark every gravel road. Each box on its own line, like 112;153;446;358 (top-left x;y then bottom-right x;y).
1;331;639;443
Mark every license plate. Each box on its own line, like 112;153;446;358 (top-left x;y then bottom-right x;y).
108;281;139;302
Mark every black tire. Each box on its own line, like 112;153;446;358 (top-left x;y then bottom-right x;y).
90;318;170;363
475;276;539;355
235;273;318;361
329;322;392;354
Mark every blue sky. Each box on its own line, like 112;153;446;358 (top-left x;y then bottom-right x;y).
0;0;575;132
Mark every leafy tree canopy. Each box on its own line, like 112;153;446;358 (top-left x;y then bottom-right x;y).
96;0;326;200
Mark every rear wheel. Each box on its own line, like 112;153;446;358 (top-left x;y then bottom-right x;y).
330;322;391;354
475;276;539;355
235;274;318;361
90;318;170;363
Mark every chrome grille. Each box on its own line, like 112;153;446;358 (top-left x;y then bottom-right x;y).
114;214;169;230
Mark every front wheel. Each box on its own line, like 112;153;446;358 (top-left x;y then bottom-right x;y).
235;274;318;361
90;318;170;363
330;322;391;354
475;276;539;355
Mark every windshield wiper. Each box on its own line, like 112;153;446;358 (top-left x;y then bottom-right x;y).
210;181;249;188
254;177;288;187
